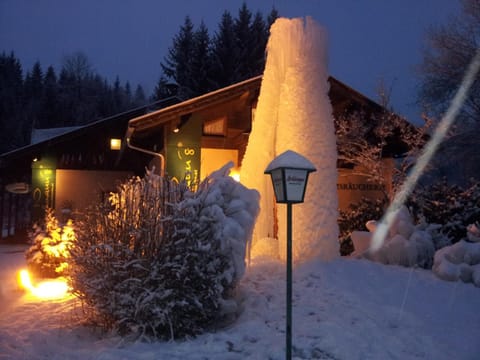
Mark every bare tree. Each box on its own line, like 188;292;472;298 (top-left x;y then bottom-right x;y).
62;51;94;81
417;0;480;185
417;0;480;127
335;107;430;199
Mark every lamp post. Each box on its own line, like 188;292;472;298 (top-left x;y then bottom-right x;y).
264;150;316;360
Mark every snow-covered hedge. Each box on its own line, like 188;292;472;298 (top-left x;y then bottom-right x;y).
407;180;480;243
432;223;480;287
362;206;435;268
338;197;387;256
68;163;259;340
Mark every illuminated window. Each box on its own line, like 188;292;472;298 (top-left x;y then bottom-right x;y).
110;138;121;150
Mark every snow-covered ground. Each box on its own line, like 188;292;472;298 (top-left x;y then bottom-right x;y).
1;243;479;360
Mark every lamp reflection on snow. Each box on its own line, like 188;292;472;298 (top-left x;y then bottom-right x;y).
17;269;70;300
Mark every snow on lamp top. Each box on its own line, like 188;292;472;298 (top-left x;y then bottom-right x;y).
264;150;317;173
264;150;316;204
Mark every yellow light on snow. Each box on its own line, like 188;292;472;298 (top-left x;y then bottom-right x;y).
229;169;241;182
18;269;70;300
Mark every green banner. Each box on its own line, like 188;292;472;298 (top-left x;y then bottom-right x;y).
32;166;56;223
166;116;201;191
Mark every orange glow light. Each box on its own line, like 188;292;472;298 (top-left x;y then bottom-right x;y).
18;269;70;300
229;169;241;182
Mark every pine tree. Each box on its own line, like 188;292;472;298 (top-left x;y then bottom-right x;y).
133;84;146;107
161;16;196;99
234;2;253;81
211;11;238;89
0;52;26;152
152;75;178;101
158;4;276;97
24;61;44;130
266;7;279;29
189;21;213;96
57;67;77;126
42;66;60;128
248;11;268;77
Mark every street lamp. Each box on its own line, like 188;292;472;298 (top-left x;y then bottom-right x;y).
264;150;316;360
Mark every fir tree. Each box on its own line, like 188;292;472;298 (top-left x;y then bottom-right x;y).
152;75;178;101
189;21;213;96
211;11;238;89
57;67;77;126
42;66;60;128
266;6;279;29
161;16;196;99
0;52;26;152
234;2;253;81
24;61;44;130
248;11;268;77
133;84;147;107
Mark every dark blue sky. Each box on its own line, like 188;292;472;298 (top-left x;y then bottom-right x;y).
0;0;459;123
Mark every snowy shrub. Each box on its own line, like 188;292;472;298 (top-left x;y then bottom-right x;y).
363;206;436;268
25;208;76;278
407;180;480;243
338;197;387;256
432;226;480;287
415;222;452;250
68;163;259;340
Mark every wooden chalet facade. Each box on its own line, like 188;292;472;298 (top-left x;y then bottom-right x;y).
0;75;412;241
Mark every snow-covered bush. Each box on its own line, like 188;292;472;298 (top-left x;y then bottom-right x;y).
68;163;259;340
25;208;76;278
363;206;435;268
432;223;480;287
338;197;387;256
407;180;480;243
415;221;452;250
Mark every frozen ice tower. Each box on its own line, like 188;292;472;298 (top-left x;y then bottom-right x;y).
241;17;339;262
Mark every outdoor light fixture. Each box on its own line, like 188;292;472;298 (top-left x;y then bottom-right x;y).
173;113;192;133
264;150;316;204
264;149;316;360
110;138;122;150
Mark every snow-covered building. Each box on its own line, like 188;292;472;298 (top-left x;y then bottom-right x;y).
0;75;412;241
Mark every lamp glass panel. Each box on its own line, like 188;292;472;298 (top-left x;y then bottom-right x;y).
270;168;285;202
284;168;308;202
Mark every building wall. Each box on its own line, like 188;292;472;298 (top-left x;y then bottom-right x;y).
200;148;239;180
55;169;133;217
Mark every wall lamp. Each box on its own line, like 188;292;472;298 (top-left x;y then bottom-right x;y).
173;113;192;133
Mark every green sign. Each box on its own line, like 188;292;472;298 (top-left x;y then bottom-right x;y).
32;157;56;222
166;116;201;191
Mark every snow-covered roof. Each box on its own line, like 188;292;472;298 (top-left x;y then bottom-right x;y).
30;127;82;145
128;76;263;135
